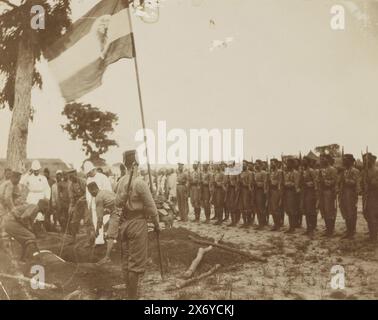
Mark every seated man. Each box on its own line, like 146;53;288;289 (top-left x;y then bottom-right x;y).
3;199;49;261
0;171;23;238
87;182;121;265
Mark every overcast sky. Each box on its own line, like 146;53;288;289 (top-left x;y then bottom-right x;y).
1;0;378;168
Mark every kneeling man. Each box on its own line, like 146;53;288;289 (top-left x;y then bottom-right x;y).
87;182;120;265
3;199;49;260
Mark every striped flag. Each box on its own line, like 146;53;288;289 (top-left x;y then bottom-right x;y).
45;0;135;102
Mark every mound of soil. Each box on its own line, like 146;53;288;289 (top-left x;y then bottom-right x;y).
38;227;249;271
5;227;249;299
149;227;249;274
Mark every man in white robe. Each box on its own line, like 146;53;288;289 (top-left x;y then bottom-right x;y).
20;160;51;229
84;161;112;245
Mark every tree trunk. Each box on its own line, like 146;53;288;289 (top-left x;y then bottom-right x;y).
6;34;34;172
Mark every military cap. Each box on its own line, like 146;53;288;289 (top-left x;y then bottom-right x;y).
65;169;77;175
363;153;377;162
123;150;137;166
343;154;355;162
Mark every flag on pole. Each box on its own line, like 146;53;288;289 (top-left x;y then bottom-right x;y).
44;0;134;102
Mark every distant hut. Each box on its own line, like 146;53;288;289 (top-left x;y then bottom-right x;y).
306;151;319;162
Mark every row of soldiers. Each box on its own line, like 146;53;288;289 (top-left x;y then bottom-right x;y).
173;153;378;242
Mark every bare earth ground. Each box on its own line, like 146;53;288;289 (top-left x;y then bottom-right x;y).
0;200;377;300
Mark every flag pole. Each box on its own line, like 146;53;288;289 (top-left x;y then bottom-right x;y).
127;3;164;280
126;2;154;194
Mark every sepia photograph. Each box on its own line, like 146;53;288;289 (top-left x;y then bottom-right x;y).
0;0;378;306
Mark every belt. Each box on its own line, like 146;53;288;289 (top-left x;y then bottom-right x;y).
177;183;186;186
270;185;279;190
123;210;145;221
190;183;200;186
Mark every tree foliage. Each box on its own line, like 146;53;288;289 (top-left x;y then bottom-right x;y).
0;0;71;110
61;103;119;159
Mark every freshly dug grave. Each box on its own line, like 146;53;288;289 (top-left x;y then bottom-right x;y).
5;227;250;299
149;227;250;274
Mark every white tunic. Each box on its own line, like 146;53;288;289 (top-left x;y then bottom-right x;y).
157;175;167;195
167;172;177;199
21;174;51;205
86;172;112;245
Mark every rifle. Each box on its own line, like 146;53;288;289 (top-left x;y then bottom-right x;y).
279;154;284;208
362;147;369;214
265;156;270;217
339;147;345;206
298;152;304;216
123;163;136;216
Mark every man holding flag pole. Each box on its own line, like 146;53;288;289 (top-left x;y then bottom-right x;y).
45;0;163;298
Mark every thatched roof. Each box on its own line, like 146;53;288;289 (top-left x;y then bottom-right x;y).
306;151;319;161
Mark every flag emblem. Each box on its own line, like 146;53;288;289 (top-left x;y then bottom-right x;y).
45;0;135;102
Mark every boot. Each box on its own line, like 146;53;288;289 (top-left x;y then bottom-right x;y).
297;215;303;228
127;272;142;300
240;212;248;228
214;209;222;225
323;219;334;237
271;215;280;231
245;211;252;227
21;242;39;261
192;208;200;222
251;212;256;226
285;216;296;233
234;210;241;225
223;210;230;222
350;215;357;236
329;218;336;235
228;213;236;226
204;207;211;223
341;219;351;239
